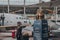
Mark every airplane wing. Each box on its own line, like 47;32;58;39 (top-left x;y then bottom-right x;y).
0;24;26;28
0;26;17;28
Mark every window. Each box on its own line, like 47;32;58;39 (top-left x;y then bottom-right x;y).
24;21;27;23
19;17;21;19
51;20;56;22
16;17;18;19
51;20;60;22
57;20;60;22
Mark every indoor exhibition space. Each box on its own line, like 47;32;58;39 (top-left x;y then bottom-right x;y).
0;0;60;40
